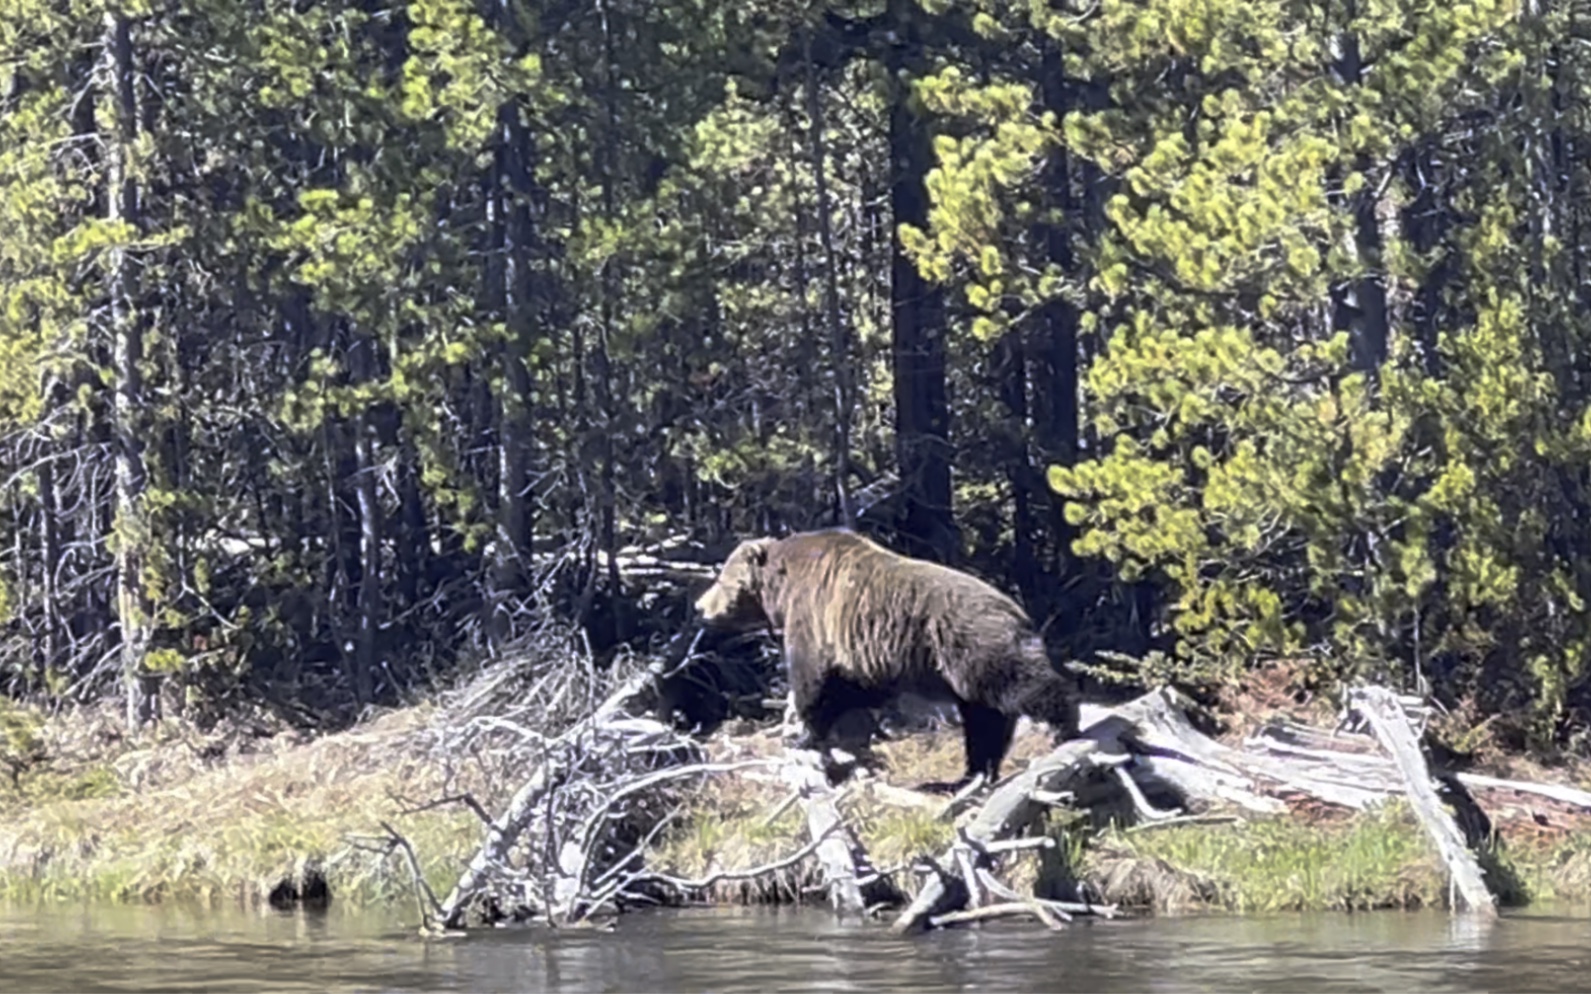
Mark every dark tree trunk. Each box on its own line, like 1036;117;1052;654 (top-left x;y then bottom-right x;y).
996;333;1037;610
1035;40;1081;623
1331;15;1389;373
886;0;956;564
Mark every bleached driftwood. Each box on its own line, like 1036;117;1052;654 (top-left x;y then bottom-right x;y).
434;666;704;931
1084;690;1410;813
1450;772;1591;811
890;682;1563;933
778;751;901;915
1249;725;1591;813
891;736;1120;934
1348;686;1498;918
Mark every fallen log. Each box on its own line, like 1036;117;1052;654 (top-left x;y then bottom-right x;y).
890;682;1535;933
1248;729;1591;813
929;901;1064;930
891;736;1119;934
1451;772;1591;811
1087;691;1408;812
778;751;902;916
1348;686;1498;918
433;664;703;931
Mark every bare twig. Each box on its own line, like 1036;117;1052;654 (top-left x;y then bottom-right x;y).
758;788;803;829
621;820;842;898
928;902;1059;929
391;791;495;826
378;820;447;929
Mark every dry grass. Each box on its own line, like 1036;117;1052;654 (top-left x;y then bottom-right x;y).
0;703;483;908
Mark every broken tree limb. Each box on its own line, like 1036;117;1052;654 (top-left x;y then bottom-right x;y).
433;664;702;931
930;901;1065;930
1452;772;1591;811
1349;686;1497;918
778;750;902;915
892;737;1110;934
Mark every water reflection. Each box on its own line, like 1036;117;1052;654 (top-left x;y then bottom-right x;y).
3;901;1590;993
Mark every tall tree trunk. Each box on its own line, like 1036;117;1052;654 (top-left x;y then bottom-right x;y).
591;0;621;649
37;449;61;686
395;438;430;609
349;335;381;706
483;105;517;648
1331;13;1389;373
102;8;156;729
1037;41;1080;600
1400;146;1449;377
483;0;537;650
806;35;854;528
996;333;1037;609
886;0;956;564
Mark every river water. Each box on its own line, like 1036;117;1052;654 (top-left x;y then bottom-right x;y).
4;902;1591;992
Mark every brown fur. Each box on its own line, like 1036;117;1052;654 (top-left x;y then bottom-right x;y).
695;529;1080;785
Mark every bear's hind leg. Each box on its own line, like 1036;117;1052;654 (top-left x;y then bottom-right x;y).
957;701;1016;786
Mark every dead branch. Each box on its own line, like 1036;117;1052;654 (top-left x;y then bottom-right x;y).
377;820;447;932
1124;813;1242;834
620;820;843;899
928;902;1064;930
759;788;803;828
1349;686;1497;918
892;736;1108;934
433;658;705;930
391;791;494;826
778;749;903;916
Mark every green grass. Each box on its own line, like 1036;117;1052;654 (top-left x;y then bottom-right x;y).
0;707;480;909
1087;805;1443;912
1077;802;1591;914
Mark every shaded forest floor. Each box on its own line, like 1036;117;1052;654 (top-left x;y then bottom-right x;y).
5;667;1591;917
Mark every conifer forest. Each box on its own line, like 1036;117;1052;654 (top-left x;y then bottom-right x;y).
2;0;1590;750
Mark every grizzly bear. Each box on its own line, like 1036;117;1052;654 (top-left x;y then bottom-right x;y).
694;528;1080;787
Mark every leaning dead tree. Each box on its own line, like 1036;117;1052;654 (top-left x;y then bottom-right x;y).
1347;686;1496;918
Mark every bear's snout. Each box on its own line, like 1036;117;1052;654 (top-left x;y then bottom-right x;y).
695;585;726;620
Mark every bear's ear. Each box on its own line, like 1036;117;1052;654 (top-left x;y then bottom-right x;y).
747;537;774;567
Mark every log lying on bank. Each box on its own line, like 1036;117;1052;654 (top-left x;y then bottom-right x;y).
1081;690;1411;813
776;749;902;916
1348;686;1497;918
888;683;1526;931
891;735;1121;934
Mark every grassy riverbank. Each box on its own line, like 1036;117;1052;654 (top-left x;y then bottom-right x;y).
0;700;478;907
654;721;1591;915
5;694;1591;916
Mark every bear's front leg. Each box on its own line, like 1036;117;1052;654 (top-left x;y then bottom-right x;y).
782;635;832;751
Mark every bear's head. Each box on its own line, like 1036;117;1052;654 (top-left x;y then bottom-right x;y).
695;537;778;628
